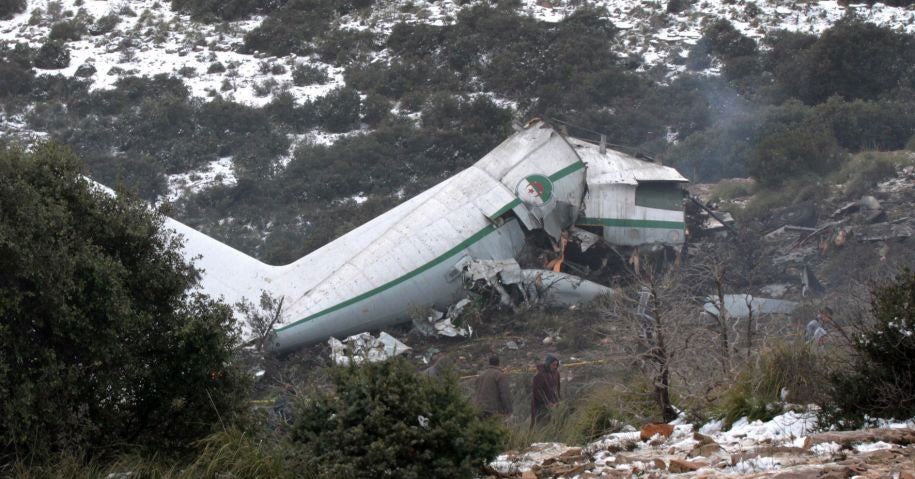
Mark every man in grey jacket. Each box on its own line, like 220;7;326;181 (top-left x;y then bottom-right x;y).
475;356;513;418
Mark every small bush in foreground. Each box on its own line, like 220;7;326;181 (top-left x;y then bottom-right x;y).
823;270;915;427
292;358;506;479
718;342;826;427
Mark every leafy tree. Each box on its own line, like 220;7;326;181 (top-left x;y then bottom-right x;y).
824;270;915;426
291;358;507;479
814;96;915;151
0;144;247;458
778;21;915;104
0;0;25;19
699;18;757;59
750;124;844;187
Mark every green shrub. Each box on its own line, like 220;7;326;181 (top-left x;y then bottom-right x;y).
171;0;279;21
832;151;912;198
291;358;506;479
48;20;84;41
33;41;70;69
666;0;690;14
315;28;380;65
314;87;361;133
88;12;119;35
0;62;34;97
775;21;915;104
291;63;328;86
814;96;915;152
0;0;26;19
700;19;757;60
242;0;375;56
823;271;915;427
361;93;392;127
749;123;845;188
206;61;225;74
178;65;197;78
0;144;248;459
718;343;826;427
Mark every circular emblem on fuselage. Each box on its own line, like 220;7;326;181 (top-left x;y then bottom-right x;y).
516;174;554;207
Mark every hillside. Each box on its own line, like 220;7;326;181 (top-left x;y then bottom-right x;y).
2;0;915;264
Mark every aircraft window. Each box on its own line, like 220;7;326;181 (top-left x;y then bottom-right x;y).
634;183;684;211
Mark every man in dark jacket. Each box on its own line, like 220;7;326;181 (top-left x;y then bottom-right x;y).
475;356;513;418
530;353;560;429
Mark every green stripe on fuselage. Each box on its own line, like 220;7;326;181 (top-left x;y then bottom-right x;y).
276;224;498;332
488;198;521;220
576;217;685;229
548;161;585;182
278;162;588;334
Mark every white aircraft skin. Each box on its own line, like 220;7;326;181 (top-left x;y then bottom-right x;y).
165;120;688;354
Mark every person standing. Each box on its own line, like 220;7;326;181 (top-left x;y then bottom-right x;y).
474;356;513;419
530;353;561;430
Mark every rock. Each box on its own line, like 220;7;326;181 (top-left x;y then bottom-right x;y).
859;195;881;210
640;423;675;441
558;447;583;458
521;470;537;479
803;428;915;449
542;463;587;477
653;458;667;470
506;340;520;350
667;458;704;473
693;431;716;445
688;442;723;458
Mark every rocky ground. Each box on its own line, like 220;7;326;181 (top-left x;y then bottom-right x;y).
486;412;915;478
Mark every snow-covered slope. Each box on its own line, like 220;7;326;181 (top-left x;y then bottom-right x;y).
2;0;913;201
3;0;912;109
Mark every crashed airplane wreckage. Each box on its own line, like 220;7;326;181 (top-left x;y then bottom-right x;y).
166;120;689;354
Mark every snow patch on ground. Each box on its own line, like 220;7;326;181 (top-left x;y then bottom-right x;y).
0;0;343;106
163;156;236;203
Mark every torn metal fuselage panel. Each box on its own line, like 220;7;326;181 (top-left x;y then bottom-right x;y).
569;138;689;248
164;120;689;354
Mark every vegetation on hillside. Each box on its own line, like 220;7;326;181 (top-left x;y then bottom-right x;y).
3;11;914;262
0;144;248;459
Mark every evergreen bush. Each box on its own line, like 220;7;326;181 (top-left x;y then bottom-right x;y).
291;63;328;86
291;358;506;479
0;144;248;459
33;41;70;69
0;0;25;19
88;13;119;35
823;271;915;427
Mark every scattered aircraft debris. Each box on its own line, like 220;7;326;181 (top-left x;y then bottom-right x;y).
703;294;798;319
164;120;689;354
415;298;474;338
328;332;411;366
